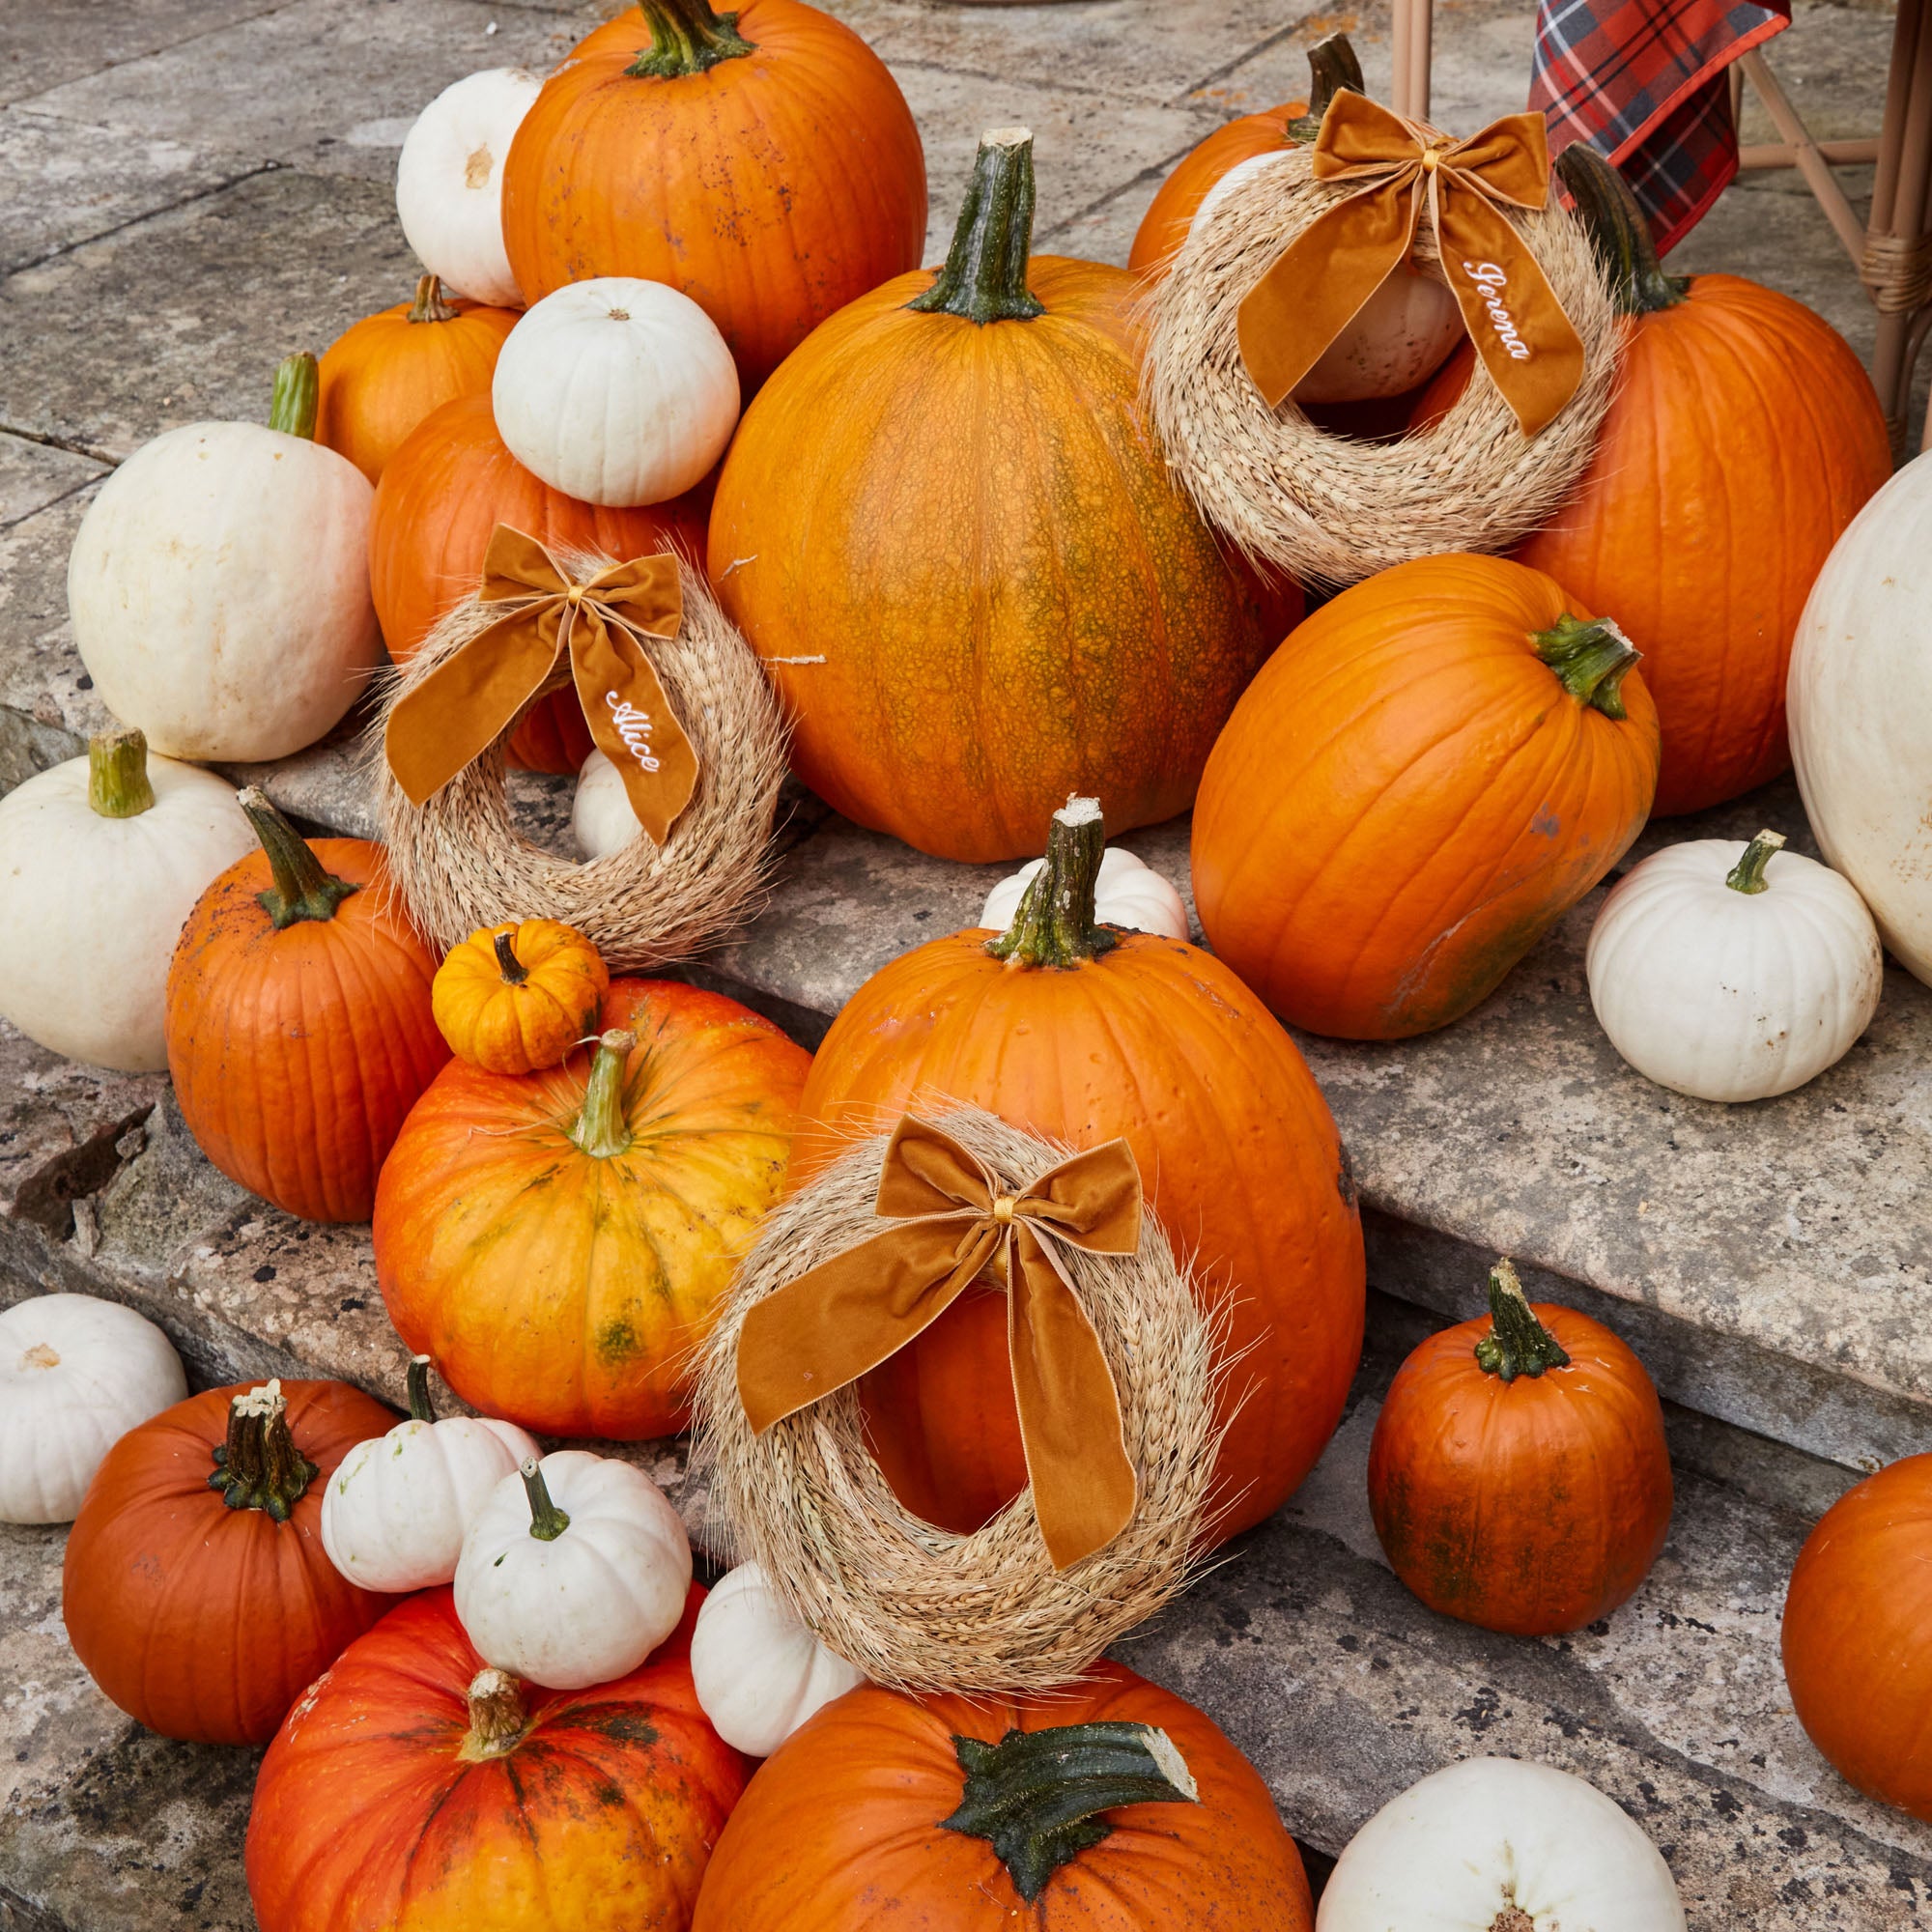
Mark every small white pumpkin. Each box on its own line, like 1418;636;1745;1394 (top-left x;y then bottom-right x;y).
320;1355;538;1593
1789;449;1932;987
1586;831;1883;1103
67;355;379;763
492;278;740;507
0;728;254;1070
0;1294;187;1523
453;1450;692;1690
571;747;640;860
980;839;1189;939
689;1562;867;1756
1316;1757;1685;1932
395;68;542;308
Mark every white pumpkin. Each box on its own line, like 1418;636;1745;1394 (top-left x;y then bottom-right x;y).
492;278;740;507
1789;449;1932;986
395;68;542;308
571;748;639;859
453;1450;692;1690
0;728;254;1070
689;1562;867;1756
67;356;380;762
1317;1757;1685;1932
980;840;1189;939
0;1294;186;1523
1586;831;1883;1103
320;1356;538;1593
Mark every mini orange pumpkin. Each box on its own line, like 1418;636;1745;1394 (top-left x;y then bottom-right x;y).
432;920;609;1075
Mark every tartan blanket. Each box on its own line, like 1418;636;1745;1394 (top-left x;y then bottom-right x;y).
1530;0;1792;254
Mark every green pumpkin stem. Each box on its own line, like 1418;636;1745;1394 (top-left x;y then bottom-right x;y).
626;0;755;77
566;1028;637;1159
1533;612;1641;720
1556;145;1688;317
406;1354;437;1425
269;352;320;440
985;797;1120;970
239;787;359;929
1473;1260;1572;1382
521;1458;571;1542
207;1381;320;1521
1725;829;1786;895
909;128;1047;327
1286;35;1365;143
493;928;530;985
407;272;460;324
459;1669;529;1761
88;727;156;819
942;1721;1200;1903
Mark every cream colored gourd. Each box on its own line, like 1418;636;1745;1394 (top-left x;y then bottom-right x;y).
980;838;1189;939
570;749;639;859
1586;831;1883;1102
67;356;379;762
689;1562;866;1756
1789;450;1932;986
453;1450;691;1689
0;1294;187;1523
396;68;542;308
1316;1757;1685;1932
319;1355;538;1593
492;279;739;506
0;729;254;1070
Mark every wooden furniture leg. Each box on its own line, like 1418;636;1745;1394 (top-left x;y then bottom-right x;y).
1391;0;1433;122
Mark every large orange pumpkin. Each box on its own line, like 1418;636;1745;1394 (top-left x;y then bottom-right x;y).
375;979;810;1439
1192;554;1661;1039
1510;147;1890;815
1782;1454;1932;1822
368;393;710;772
710;129;1299;864
164;790;448;1223
1366;1262;1673;1635
63;1378;395;1745
504;0;925;394
791;799;1364;1544
316;273;517;485
247;1583;750;1932
692;1662;1313;1930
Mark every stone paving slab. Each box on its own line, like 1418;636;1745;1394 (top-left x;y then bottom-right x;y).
0;0;290;108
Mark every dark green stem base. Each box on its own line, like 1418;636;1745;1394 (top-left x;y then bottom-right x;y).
985;797;1119;969
521;1459;571;1541
1533;613;1641;720
909;128;1046;326
239;788;358;929
269;353;319;440
207;1382;319;1521
1725;830;1786;895
566;1029;637;1159
1557;145;1689;317
1474;1260;1571;1382
406;1355;437;1425
626;0;755;77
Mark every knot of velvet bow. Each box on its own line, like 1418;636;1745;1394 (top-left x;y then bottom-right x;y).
1236;91;1586;437
735;1116;1145;1571
384;525;698;843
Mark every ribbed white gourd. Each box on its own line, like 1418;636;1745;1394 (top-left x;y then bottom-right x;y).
690;1562;867;1756
980;842;1189;940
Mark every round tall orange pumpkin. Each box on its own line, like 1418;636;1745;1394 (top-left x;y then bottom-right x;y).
368;393;709;771
375;979;810;1439
710;128;1299;864
1193;553;1660;1040
503;0;926;393
791;799;1364;1544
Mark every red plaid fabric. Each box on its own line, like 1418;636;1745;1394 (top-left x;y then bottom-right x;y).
1530;0;1791;254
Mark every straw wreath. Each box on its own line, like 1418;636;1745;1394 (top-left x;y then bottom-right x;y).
696;1106;1220;1695
372;547;786;969
1142;143;1619;587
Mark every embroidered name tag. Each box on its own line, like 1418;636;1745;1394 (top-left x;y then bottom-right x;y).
606;690;663;772
1462;261;1531;362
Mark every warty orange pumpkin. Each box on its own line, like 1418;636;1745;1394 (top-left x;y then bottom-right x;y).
1192;553;1661;1040
375;979;809;1439
710;128;1299;864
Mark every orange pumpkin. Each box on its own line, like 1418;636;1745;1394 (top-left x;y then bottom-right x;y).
375;979;810;1438
1192;554;1660;1039
316;273;517;485
692;1662;1313;1930
1511;148;1890;815
368;393;709;772
164;790;448;1222
710;129;1299;864
1366;1262;1673;1635
792;799;1364;1544
63;1379;395;1745
431;919;609;1074
1782;1455;1932;1822
504;0;926;394
247;1583;750;1932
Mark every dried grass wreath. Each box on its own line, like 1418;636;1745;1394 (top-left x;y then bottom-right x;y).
372;540;786;969
1142;139;1620;588
696;1107;1220;1694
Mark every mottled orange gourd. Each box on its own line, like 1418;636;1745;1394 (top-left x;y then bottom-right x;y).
431;919;609;1075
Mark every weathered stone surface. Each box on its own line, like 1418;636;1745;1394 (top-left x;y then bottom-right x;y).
0;475;108;790
0;0;290;108
0;435;105;528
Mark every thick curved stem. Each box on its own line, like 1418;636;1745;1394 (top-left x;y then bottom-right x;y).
459;1669;529;1760
269;353;320;440
1474;1260;1571;1381
493;928;529;985
88;727;156;819
521;1458;571;1541
207;1381;320;1521
1533;613;1641;721
1286;34;1364;142
407;272;460;324
239;788;358;928
909;128;1046;326
626;0;755;76
565;1028;637;1159
985;797;1120;969
1556;145;1688;317
1725;830;1786;895
406;1354;437;1425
